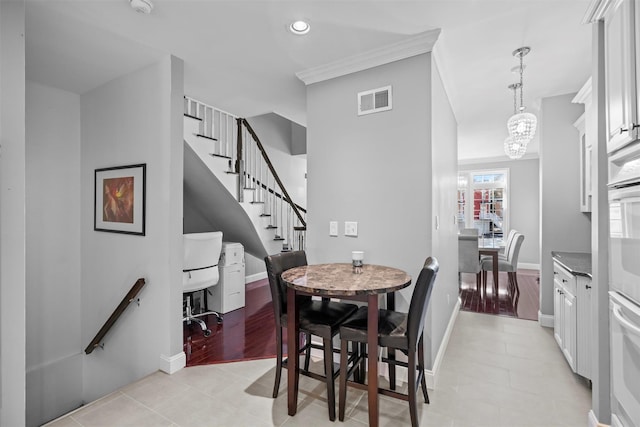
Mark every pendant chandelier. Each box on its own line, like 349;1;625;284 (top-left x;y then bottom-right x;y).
507;47;537;145
504;136;527;159
505;82;528;159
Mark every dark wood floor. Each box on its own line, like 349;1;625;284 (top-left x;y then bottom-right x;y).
185;268;540;366
184;278;280;366
458;268;539;321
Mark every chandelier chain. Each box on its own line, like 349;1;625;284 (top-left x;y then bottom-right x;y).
519;52;524;111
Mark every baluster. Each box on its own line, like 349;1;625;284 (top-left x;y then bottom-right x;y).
198;103;205;135
287;205;292;250
280;194;284;241
246;127;251;190
271;181;276;228
214;110;221;154
243;127;249;190
226;114;230;158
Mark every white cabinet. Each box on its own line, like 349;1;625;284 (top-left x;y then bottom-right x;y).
554;262;577;371
209;242;245;313
553;260;592;379
604;0;640;153
573;79;593;213
576;276;593;379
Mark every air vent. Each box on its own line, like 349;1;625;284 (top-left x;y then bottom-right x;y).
358;86;392;116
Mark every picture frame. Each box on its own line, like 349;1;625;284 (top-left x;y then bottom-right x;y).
94;163;146;236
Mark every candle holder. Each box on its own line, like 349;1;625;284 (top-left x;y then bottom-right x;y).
352;251;364;274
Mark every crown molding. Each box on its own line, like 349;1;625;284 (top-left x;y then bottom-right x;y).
582;0;619;23
572;77;593;106
295;28;441;85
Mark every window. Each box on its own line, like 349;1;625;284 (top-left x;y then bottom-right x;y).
457;169;509;247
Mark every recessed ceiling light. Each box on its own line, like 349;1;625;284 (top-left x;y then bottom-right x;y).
130;0;153;14
289;20;310;35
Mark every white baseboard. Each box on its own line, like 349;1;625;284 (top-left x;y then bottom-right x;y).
587;409;599;427
519;262;540;270
160;352;186;374
246;271;267;283
424;298;461;389
538;310;554;328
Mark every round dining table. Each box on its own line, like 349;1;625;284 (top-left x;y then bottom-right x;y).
281;263;411;427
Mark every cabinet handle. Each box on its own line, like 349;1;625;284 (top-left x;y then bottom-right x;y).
620;123;640;134
585;284;592;290
562;279;567;283
612;303;640;337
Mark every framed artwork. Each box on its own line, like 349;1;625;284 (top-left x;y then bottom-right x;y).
94;163;146;235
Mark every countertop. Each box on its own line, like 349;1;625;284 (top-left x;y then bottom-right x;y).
551;251;592;278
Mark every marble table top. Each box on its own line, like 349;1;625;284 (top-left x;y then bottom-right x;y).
281;263;411;297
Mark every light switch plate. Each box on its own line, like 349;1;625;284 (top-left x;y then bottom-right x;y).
329;221;338;237
345;221;358;237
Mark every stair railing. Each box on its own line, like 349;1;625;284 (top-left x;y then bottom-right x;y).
184;96;306;251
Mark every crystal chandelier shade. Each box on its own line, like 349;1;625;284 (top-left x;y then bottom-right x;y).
504;136;527;159
507;47;537;146
507;111;537;145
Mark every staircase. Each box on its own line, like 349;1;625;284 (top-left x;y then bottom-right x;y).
183;96;306;258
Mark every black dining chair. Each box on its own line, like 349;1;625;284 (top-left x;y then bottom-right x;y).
264;251;358;421
338;257;439;427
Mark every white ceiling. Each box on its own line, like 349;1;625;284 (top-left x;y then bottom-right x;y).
25;0;593;162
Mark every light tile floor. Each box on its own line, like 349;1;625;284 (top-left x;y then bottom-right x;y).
45;311;592;427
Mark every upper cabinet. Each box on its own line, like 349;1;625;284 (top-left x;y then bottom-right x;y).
604;0;640;153
573;79;593;213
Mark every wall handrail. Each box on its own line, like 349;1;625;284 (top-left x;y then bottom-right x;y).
85;278;146;355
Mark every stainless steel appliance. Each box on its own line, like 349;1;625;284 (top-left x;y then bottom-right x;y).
609;143;640;426
609;292;640;427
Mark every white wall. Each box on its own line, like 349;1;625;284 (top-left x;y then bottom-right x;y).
0;1;27;425
539;93;590;317
25;81;82;426
459;158;540;266
306;52;457;368
429;59;459;363
80;56;184;402
291;121;307;156
307;54;431;293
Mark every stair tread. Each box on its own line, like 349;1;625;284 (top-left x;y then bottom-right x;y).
266;225;277;229
293;226;307;231
184;113;202;121
210;153;232;160
196;133;218;141
243;187;256;191
250;201;265;204
225;171;239;175
259;214;271;217
273;237;285;241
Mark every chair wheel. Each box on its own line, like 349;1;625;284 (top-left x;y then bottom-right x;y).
217;316;223;324
204;329;212;337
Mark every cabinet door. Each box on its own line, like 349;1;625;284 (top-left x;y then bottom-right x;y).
605;0;637;152
562;290;577;373
576;277;592;379
578;120;592;213
554;281;564;348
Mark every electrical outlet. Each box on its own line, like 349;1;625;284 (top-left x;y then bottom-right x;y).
345;221;358;237
329;221;338;236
